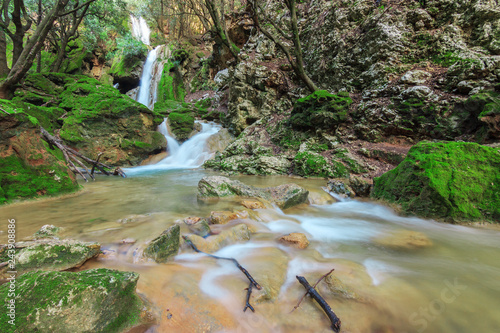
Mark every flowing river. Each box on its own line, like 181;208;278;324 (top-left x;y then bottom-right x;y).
1;161;500;332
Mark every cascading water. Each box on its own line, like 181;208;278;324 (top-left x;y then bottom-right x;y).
136;46;160;107
130;15;151;45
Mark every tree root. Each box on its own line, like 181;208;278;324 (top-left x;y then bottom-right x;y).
295;271;341;332
40;126;126;181
182;236;261;312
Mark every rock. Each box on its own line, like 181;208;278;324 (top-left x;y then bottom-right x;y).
184;224;251;253
0;268;154;333
214;68;230;86
0;239;100;279
278;233;310;249
140;152;168;165
32;225;61;240
144;225;180;263
290;90;352;131
348;175;372;197
326;179;355;198
372;141;500;222
209;210;249;224
167;112;195;142
294;151;349;178
198;176;309;209
400;70;432;85
184;217;211;237
240;199;266;209
250;247;288;302
373;230;433;250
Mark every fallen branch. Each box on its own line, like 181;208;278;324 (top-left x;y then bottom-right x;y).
296;274;341;332
40;126;126;181
182;236;261;312
292;268;335;312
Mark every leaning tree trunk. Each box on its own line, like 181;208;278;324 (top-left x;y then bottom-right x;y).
0;30;9;76
0;0;70;99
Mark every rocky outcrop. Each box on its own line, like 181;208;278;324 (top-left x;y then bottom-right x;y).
198;176;309;209
0;99;79;204
144;225;180;263
372;141;500;222
0;268;154;333
0;239;100;279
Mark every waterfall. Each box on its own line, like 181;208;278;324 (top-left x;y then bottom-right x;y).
136;46;159;107
130;15;151;45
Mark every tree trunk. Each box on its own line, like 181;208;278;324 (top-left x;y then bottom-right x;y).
0;29;9;76
0;0;70;98
51;35;69;72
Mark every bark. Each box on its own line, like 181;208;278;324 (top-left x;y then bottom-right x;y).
0;0;70;99
0;30;9;76
205;0;240;61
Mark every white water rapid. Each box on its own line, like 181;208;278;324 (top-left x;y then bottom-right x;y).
130;15;151;45
136;46;160;107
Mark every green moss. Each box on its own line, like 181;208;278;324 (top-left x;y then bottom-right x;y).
156;59;185;103
144;225;180;262
372;141;500;222
290;90;352;130
294;151;347;178
467;91;500;118
168;112;194;141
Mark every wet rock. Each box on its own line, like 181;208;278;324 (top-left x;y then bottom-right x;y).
294;151;348;178
0;239;100;279
144;225;180;262
348;175;372;197
209;210;249;225
251;247;288;303
240;199;266;209
198;176;309;209
278;233;310;249
184;224;251;253
326;179;355;198
372;230;433;250
0;268;155;333
184;217;211;237
32;225;61;240
372;141;500;222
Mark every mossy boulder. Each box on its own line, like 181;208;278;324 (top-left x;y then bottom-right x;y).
168;112;195;141
197;176;309;209
467;91;500;140
144;225;180;263
372;141;500;223
0;239;100;279
13;74;166;166
293;151;349;178
0;268;153;333
0;100;79;204
290;90;352;131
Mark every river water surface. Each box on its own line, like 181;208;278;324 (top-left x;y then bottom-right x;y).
1;167;499;333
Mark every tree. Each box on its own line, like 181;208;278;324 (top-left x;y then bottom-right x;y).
249;0;318;92
204;0;240;60
0;0;72;99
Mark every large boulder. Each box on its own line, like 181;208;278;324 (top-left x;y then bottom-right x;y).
0;100;79;204
198;176;309;209
13;73;166;166
0;239;100;279
372;141;500;222
144;225;180;263
0;268;154;333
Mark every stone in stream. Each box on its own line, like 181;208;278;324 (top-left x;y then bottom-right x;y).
326;179;355;198
32;224;62;240
0;239;100;279
209;210;249;225
240;199;266;209
183;217;211;237
373;230;432;250
0;268;155;333
278;233;310;249
144;224;180;263
183;224;251;253
197;176;309;209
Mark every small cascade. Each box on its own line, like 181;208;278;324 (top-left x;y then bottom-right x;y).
130;15;151;45
136;46;160;107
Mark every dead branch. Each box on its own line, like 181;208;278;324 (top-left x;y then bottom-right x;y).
39;126;126;181
183;236;261;312
292;268;334;312
296;274;341;332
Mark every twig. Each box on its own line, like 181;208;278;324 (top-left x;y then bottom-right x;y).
183;236;261;311
90;153;103;177
0;107;9;115
296;275;341;332
292;268;334;312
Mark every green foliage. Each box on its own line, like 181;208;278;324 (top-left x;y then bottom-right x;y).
372;141;500;222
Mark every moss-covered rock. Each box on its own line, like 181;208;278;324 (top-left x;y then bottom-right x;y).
372;141;500;223
168;112;194;141
293;151;349;178
144;225;180;263
0;268;153;333
0;99;79;204
290;90;351;131
13;73;166;166
0;239;100;279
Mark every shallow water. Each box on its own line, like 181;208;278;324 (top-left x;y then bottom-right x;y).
1;169;500;333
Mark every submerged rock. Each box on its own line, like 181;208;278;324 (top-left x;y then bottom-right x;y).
184;224;251;253
278;233;310;249
0;239;100;279
0;268;154;333
240;199;266;209
326;179;355;198
184;217;211;237
372;141;500;222
32;224;62;240
198;176;309;209
144;225;180;263
373;230;433;250
209;210;249;225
